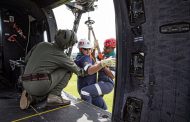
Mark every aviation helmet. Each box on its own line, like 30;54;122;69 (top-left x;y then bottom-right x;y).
54;29;77;49
104;38;116;48
78;39;93;49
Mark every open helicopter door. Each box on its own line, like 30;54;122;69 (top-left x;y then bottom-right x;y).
112;0;190;122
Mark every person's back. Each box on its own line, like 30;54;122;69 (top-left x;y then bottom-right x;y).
25;42;79;75
24;42;56;74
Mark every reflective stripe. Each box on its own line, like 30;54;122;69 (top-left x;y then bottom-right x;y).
95;84;102;95
111;71;115;77
81;90;90;96
84;64;91;71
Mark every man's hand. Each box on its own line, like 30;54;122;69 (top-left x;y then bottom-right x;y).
100;58;116;67
103;67;115;79
79;69;88;77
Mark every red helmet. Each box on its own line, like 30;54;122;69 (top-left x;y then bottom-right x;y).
104;38;116;48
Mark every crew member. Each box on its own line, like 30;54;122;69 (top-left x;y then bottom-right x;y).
20;29;84;110
75;39;115;110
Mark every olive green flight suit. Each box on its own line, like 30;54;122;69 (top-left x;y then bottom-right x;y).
23;42;81;101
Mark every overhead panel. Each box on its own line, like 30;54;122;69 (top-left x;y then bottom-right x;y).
32;0;72;8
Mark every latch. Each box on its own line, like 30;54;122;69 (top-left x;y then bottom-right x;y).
123;97;143;122
130;52;144;79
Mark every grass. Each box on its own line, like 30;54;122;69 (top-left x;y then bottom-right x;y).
64;74;114;112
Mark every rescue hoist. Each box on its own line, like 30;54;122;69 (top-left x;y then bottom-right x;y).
85;16;103;61
65;0;97;56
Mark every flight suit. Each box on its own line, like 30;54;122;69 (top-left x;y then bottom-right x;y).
23;42;82;102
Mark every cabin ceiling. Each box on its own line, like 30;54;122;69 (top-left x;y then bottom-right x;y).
0;0;72;9
31;0;72;8
0;0;73;21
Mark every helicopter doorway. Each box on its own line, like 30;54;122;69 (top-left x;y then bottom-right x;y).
53;0;116;113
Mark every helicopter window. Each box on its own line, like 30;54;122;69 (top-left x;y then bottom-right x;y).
53;5;75;30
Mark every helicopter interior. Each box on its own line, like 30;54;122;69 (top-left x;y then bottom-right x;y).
0;0;190;122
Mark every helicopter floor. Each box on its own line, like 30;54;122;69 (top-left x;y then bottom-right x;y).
0;90;111;122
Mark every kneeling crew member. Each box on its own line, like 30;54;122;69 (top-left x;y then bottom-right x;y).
20;29;84;110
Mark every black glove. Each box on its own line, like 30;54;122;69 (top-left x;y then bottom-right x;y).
79;69;88;77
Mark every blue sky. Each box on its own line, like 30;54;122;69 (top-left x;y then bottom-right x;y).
53;0;115;53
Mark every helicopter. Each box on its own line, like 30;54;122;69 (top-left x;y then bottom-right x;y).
0;0;190;122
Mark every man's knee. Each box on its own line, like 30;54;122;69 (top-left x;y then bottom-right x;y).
80;89;91;102
80;89;90;96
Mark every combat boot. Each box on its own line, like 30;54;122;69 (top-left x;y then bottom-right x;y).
46;94;71;106
20;90;32;110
